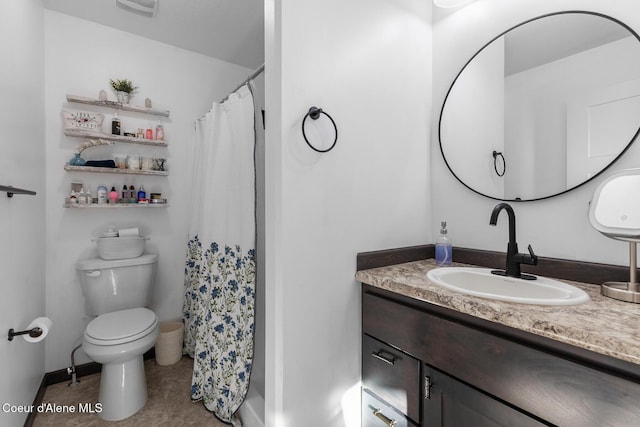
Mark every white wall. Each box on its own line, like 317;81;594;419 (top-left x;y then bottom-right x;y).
432;0;640;265
505;35;640;199
265;1;432;426
44;11;251;371
441;37;504;198
0;1;46;426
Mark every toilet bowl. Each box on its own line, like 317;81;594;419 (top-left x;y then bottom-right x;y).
78;252;158;420
82;307;159;421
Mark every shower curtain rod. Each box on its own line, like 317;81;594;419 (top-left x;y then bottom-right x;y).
220;63;265;103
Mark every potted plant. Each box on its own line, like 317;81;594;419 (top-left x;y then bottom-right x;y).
109;78;138;105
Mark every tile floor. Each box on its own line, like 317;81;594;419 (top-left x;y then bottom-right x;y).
33;357;230;426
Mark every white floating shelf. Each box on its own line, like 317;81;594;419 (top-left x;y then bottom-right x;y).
66;94;170;117
64;163;168;176
64;129;168;147
63;203;169;209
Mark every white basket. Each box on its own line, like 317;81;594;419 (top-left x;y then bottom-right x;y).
155;322;184;366
94;236;147;260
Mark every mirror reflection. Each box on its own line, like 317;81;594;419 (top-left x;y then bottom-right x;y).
439;12;640;201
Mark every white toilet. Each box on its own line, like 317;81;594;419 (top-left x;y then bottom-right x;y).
77;253;159;421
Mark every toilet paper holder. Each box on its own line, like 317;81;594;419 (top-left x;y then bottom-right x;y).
7;327;42;341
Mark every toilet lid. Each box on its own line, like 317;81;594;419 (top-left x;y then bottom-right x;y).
85;308;157;343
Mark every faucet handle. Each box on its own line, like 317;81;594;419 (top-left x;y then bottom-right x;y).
527;244;538;265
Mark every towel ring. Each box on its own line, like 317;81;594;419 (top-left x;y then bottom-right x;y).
302;107;338;153
493;151;506;177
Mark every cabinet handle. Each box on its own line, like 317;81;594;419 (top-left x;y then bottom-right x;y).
425;375;432;399
372;407;397;427
371;350;396;365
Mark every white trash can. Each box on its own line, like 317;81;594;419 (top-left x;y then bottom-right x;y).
155;321;184;366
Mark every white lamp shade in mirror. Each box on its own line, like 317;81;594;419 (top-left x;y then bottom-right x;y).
589;169;640;240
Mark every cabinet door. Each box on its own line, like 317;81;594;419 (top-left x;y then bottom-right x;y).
423;365;549;427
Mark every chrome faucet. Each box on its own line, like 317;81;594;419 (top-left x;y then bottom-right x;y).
489;203;538;280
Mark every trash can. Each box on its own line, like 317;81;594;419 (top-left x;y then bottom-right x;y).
155;321;184;366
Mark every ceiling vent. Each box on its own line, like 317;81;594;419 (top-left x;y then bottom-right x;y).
116;0;159;18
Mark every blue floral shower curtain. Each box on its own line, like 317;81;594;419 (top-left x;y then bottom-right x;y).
183;84;256;424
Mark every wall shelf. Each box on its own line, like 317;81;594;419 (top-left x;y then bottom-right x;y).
64;163;168;176
63;203;169;209
64;129;168;147
66;94;170;117
62;92;170;211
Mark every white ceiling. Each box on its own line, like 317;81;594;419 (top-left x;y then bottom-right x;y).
42;0;264;69
504;13;630;76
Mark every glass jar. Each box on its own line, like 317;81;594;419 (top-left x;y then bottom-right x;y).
155;124;164;141
126;155;141;170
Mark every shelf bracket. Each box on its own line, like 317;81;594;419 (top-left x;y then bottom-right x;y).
0;185;36;198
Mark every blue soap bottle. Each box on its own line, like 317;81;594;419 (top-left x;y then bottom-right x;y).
435;221;452;266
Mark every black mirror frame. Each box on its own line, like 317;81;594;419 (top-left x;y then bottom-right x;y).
438;10;640;202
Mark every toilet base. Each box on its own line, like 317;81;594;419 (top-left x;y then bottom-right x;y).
98;356;148;421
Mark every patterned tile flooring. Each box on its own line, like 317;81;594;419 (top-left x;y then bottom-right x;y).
33;357;229;426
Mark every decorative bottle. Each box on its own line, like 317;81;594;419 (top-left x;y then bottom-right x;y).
112;113;121;135
109;186;118;204
155;124;164;141
97;185;108;205
78;188;86;205
435;221;453;266
69;152;86;166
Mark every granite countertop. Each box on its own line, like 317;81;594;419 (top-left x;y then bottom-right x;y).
356;259;640;366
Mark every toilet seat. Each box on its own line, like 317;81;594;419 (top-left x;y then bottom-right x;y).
85;307;158;345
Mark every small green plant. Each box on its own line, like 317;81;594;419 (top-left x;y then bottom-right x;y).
109;78;138;94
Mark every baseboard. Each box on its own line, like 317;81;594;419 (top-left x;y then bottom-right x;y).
23;348;156;427
238;388;265;427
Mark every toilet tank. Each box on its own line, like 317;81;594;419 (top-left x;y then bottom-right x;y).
77;253;158;316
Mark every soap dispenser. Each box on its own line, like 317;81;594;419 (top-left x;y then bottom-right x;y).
435;221;452;266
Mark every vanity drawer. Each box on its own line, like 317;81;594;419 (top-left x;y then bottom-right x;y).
362;388;418;427
362;334;420;422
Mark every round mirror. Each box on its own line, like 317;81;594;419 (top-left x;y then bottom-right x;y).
439;11;640;201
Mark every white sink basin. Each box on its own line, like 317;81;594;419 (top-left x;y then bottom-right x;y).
426;267;590;306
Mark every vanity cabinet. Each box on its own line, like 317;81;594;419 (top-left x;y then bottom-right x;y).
362;284;640;427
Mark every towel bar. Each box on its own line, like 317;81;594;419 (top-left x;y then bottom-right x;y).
0;185;36;198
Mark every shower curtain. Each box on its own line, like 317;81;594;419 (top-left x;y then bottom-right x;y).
183;84;256;424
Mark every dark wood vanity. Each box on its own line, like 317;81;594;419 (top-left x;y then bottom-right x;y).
357;247;640;427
